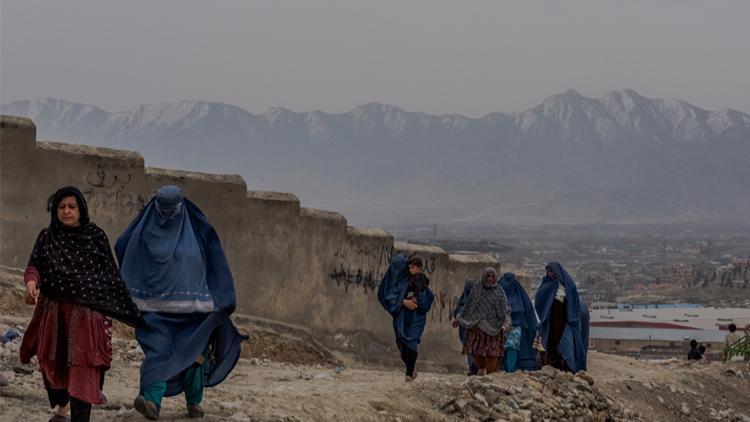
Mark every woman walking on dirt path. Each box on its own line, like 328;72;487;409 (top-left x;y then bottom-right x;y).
20;186;144;422
453;279;479;375
116;185;246;420
455;268;511;375
500;272;539;372
378;255;435;382
534;262;589;373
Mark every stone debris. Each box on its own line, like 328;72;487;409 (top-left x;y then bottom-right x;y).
726;367;744;378
116;405;134;416
295;371;331;381
229;411;252;421
219;400;245;411
435;367;640;421
681;402;690;415
313;372;330;380
12;365;33;375
0;272;747;422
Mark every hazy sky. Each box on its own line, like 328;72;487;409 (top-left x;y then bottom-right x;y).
2;0;749;117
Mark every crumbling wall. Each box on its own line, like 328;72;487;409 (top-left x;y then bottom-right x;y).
0;115;500;363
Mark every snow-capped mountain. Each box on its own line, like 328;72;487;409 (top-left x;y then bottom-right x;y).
3;90;749;226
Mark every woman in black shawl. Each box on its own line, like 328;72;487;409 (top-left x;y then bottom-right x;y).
20;186;143;422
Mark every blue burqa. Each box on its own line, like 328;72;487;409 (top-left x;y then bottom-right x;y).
453;280;475;344
377;255;435;352
115;186;246;396
534;262;589;373
453;280;478;373
500;272;539;371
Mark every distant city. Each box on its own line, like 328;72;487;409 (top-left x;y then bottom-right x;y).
395;223;750;308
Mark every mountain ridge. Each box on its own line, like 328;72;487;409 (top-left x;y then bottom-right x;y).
2;89;749;226
4;89;749;144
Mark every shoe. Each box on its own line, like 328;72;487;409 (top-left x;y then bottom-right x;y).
412;369;417;380
48;415;69;422
134;395;160;420
404;375;413;382
0;372;8;387
187;403;205;418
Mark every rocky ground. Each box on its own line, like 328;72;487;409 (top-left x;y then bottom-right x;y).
1;266;749;421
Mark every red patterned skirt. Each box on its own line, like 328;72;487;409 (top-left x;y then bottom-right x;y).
462;326;505;357
20;295;112;404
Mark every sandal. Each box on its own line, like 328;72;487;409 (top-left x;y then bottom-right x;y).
134;395;160;420
186;403;204;418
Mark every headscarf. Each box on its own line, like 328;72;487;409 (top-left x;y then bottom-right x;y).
534;262;589;373
115;186;243;395
535;262;583;331
377;255;411;316
27;186;144;327
500;272;539;370
453;278;476;321
116;186;233;313
456;267;510;336
500;272;538;332
453;278;476;345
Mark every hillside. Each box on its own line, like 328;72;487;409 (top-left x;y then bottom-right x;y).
1;266;748;421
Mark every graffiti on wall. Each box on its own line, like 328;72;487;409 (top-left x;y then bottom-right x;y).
327;237;500;325
428;290;457;324
86;169;132;190
82;165;147;224
328;236;468;324
329;264;379;293
334;244;394;267
329;240;392;295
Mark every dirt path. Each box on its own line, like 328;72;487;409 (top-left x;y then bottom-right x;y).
1;350;457;422
3;341;748;422
1;266;748;421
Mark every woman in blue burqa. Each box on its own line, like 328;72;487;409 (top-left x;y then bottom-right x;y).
534;262;589;373
499;272;539;372
115;186;245;420
377;255;434;382
452;278;479;375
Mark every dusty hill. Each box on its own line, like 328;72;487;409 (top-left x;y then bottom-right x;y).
1;266;748;421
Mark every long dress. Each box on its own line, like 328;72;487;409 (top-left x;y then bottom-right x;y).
377;256;435;374
21;293;111;405
115;189;245;402
20;186;143;413
500;272;539;371
534;262;589;373
456;268;510;358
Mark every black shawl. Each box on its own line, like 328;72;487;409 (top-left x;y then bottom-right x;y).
28;186;144;327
